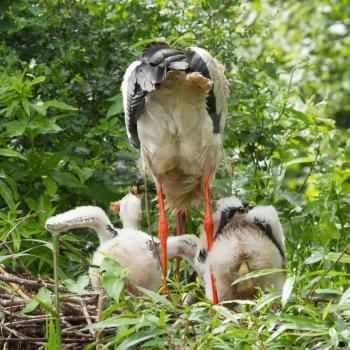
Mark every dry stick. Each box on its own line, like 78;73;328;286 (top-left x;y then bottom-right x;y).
96;287;105;344
0;266;31;301
0;273;67;292
306;243;350;298
1;310;96;322
52;232;62;349
60;295;98;304
0;337;90;344
80;298;96;337
2;325;30;340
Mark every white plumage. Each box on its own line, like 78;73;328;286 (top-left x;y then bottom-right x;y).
45;194;161;294
122;44;229;212
168;196;286;303
121;42;229;300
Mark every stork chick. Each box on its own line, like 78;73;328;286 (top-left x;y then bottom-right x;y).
196;196;286;302
110;192;142;229
165;196;286;303
45;194;160;294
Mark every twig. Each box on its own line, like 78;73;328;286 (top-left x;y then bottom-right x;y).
307;243;350;297
0;337;91;344
303;296;333;303
297;144;320;193
60;295;98;304
0;266;31;301
0;273;68;292
2;325;31;339
80;298;96;337
273;69;295;127
96;288;105;343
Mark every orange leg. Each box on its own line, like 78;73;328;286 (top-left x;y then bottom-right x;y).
175;212;186;276
157;181;168;295
203;175;219;304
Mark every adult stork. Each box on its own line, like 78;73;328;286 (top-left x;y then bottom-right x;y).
121;42;229;302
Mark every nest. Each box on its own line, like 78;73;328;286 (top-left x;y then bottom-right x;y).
0;268;110;349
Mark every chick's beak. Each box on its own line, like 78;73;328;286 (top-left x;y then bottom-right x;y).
110;201;120;214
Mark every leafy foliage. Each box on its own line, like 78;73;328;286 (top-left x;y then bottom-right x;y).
0;0;349;348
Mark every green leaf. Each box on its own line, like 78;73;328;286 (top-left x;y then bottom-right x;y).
303;252;325;265
0;148;27;161
44;100;78;111
0;179;16;211
325;252;350;264
22;287;52;314
43;177;57;197
231;268;286;286
285;157;314;167
63;275;89;294
277;191;303;207
30;76;46;85
329;327;339;348
53;172;85;189
28;116;62;135
45;318;57;350
102;271;124;302
4;121;26;137
82;317;139;331
281;276;295;307
137;287;175;311
116;329;168;350
22;98;30;116
106;94;123;117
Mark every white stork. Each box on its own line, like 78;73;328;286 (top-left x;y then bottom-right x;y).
168;196;286;303
121;42;229;302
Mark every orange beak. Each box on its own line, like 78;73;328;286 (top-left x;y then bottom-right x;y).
110;201;120;214
133;186;139;197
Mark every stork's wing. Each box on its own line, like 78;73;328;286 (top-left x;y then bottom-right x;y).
121;43;229;149
187;47;229;135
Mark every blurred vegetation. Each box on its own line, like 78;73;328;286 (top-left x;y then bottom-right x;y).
0;0;349;348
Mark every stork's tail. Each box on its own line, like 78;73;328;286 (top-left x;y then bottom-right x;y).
45;206;116;244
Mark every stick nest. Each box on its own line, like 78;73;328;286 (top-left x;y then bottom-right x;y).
0;270;108;349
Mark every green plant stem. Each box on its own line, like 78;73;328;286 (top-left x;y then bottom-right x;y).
52;233;62;349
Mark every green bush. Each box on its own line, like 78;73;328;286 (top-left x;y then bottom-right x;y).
0;0;349;348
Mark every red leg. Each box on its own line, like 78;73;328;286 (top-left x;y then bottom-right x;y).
203;175;219;304
175;212;186;276
157;181;168;295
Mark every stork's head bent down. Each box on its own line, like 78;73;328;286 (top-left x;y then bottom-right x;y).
121;42;229;213
121;41;229;301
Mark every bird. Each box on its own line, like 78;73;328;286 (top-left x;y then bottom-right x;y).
45;192;199;295
167;196;286;303
45;193;161;294
109;192;142;229
121;41;229;301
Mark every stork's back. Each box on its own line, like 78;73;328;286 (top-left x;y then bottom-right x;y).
138;70;221;212
122;43;229;212
208;212;286;302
